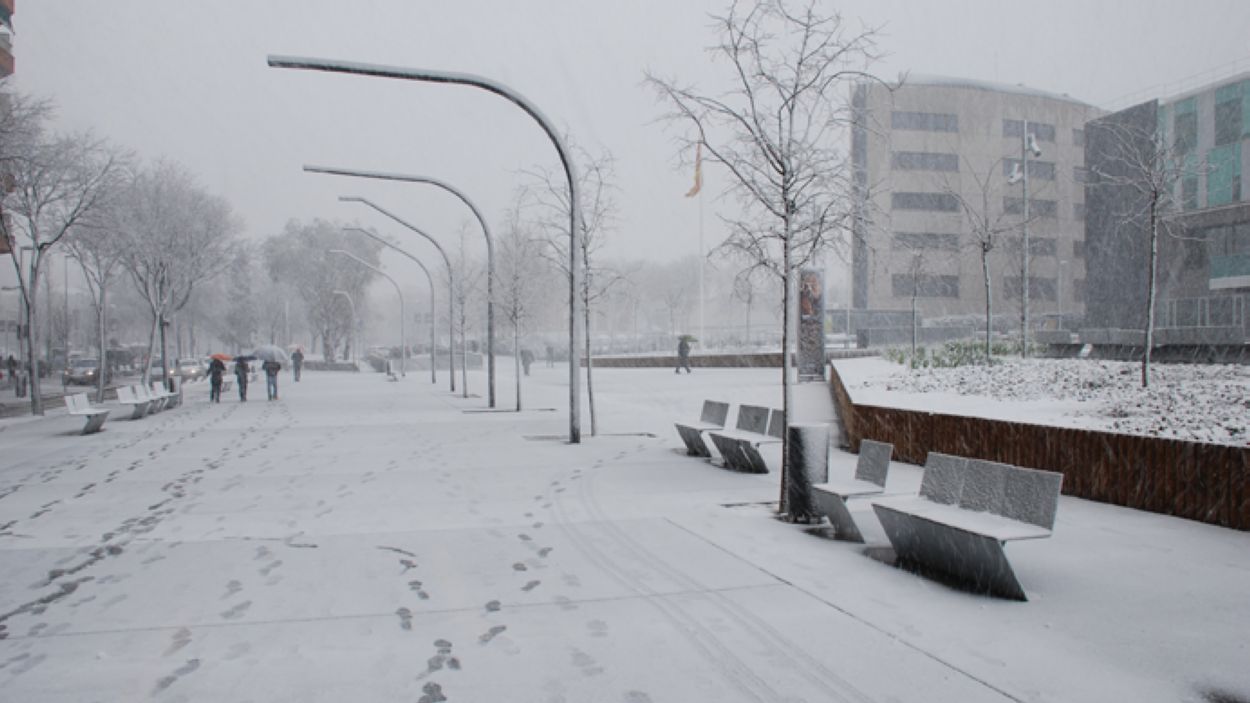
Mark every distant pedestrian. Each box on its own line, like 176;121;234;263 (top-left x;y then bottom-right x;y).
676;336;692;374
521;348;534;376
5;355;15;388
234;359;250;401
545;344;554;368
291;349;304;382
207;358;226;403
262;360;281;400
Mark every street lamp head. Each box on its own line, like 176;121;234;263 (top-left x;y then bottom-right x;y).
1007;163;1023;185
1027;134;1042;158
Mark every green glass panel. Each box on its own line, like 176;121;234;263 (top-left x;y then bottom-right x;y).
1207;144;1241;207
1210;253;1250;279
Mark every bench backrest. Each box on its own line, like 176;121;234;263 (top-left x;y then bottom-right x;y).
919;452;968;504
928;456;1063;529
766;409;785;439
135;385;155;402
734;405;771;435
150;381;168;396
116;385;137;403
1001;466;1063;530
66;393;88;412
855;439;892;487
699;400;730;427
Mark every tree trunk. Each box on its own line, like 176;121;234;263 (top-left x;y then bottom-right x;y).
779;208;794;516
982;247;993;363
25;263;43;415
514;323;522;412
96;287;108;404
1143;194;1159;388
158;314;170;392
585;294;597;437
460;306;468;398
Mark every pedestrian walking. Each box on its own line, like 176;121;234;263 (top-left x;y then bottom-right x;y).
291;348;304;382
521;348;534;376
207;358;226;403
545;344;554;368
234;359;250;401
263;360;281;400
676;335;693;374
4;355;15;389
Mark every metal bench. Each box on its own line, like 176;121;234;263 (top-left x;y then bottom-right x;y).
674;400;731;457
115;385;153;419
65;392;109;435
872;454;1063;601
811;439;893;542
150;380;180;409
707;406;780;473
135;384;167;412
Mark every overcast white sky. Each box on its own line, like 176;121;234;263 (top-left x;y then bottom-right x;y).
13;1;1250;271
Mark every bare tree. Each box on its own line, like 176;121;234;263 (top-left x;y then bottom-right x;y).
64;195;132;402
943;161;1022;362
495;200;547;411
647;0;889;513
1088;116;1205;388
526;142;624;436
263;219;380;362
119;161;240;387
448;224;485;398
1;122;127;414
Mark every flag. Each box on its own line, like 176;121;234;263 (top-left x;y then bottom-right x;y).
685;143;702;198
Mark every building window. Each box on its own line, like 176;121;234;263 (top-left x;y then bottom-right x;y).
1174;110;1198;155
892;273;960;298
1073;166;1088;183
1182;177;1199;211
1215;96;1243;146
1073;202;1085;221
1073;128;1085;147
1003;197;1057;217
1004;276;1057;301
1206;144;1242;207
1004;236;1057;257
1003;159;1056;181
1073;239;1085;259
893;192;960;212
1182;239;1205;269
891;232;960;251
892;151;959;172
1003;119;1056;142
892;111;958;133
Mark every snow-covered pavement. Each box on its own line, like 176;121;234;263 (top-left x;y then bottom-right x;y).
1;363;1248;702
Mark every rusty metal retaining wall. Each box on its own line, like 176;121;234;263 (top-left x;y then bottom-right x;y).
590;349;874;369
829;365;1250;531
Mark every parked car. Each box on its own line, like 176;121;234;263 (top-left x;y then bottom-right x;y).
63;358;104;386
178;358;205;381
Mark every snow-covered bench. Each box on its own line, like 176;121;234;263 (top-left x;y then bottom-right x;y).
115;385;153;420
708;406;782;473
674;400;730;457
811;439;892;542
65;392;109;435
872;454;1063;601
136;384;167;412
150;380;180;409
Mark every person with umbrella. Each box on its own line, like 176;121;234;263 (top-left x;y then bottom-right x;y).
234;356;252;401
208;354;230;403
251;345;289;401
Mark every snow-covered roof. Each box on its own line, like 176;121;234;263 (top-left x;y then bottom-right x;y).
899;73;1096;108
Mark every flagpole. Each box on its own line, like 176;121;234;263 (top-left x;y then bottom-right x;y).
698;183;705;349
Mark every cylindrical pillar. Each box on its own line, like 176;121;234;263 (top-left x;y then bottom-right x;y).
785;423;829;522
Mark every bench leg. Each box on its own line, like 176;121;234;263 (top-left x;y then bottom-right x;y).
82;414;108;435
739;443;771;474
812;492;864;542
873;505;1029;601
675;425;712;457
708;434;744;471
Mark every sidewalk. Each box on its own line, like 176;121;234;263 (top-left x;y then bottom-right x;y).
0;363;1247;702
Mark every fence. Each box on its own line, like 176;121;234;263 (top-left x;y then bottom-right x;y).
829;366;1250;531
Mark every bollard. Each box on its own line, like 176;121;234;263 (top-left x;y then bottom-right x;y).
786;423;830;523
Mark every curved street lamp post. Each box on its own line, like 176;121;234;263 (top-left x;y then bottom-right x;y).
268;54;581;441
328;248;406;377
341;197;460;394
308;164;494;407
343;227;439;385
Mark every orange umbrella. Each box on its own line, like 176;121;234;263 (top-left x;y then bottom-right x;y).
210;353;233;361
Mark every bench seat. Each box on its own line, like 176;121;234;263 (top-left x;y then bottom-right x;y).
115;385;153;419
873;496;1053;542
810;439;893;542
707;406;782;473
674;400;730;457
65;393;109;435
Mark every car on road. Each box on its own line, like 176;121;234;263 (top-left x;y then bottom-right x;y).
178;358;206;382
63;358;104;386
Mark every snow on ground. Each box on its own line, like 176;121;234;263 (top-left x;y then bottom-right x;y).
838;356;1250;446
0;360;1248;702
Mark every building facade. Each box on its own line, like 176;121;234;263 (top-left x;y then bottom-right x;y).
1084;72;1250;348
851;76;1103;331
